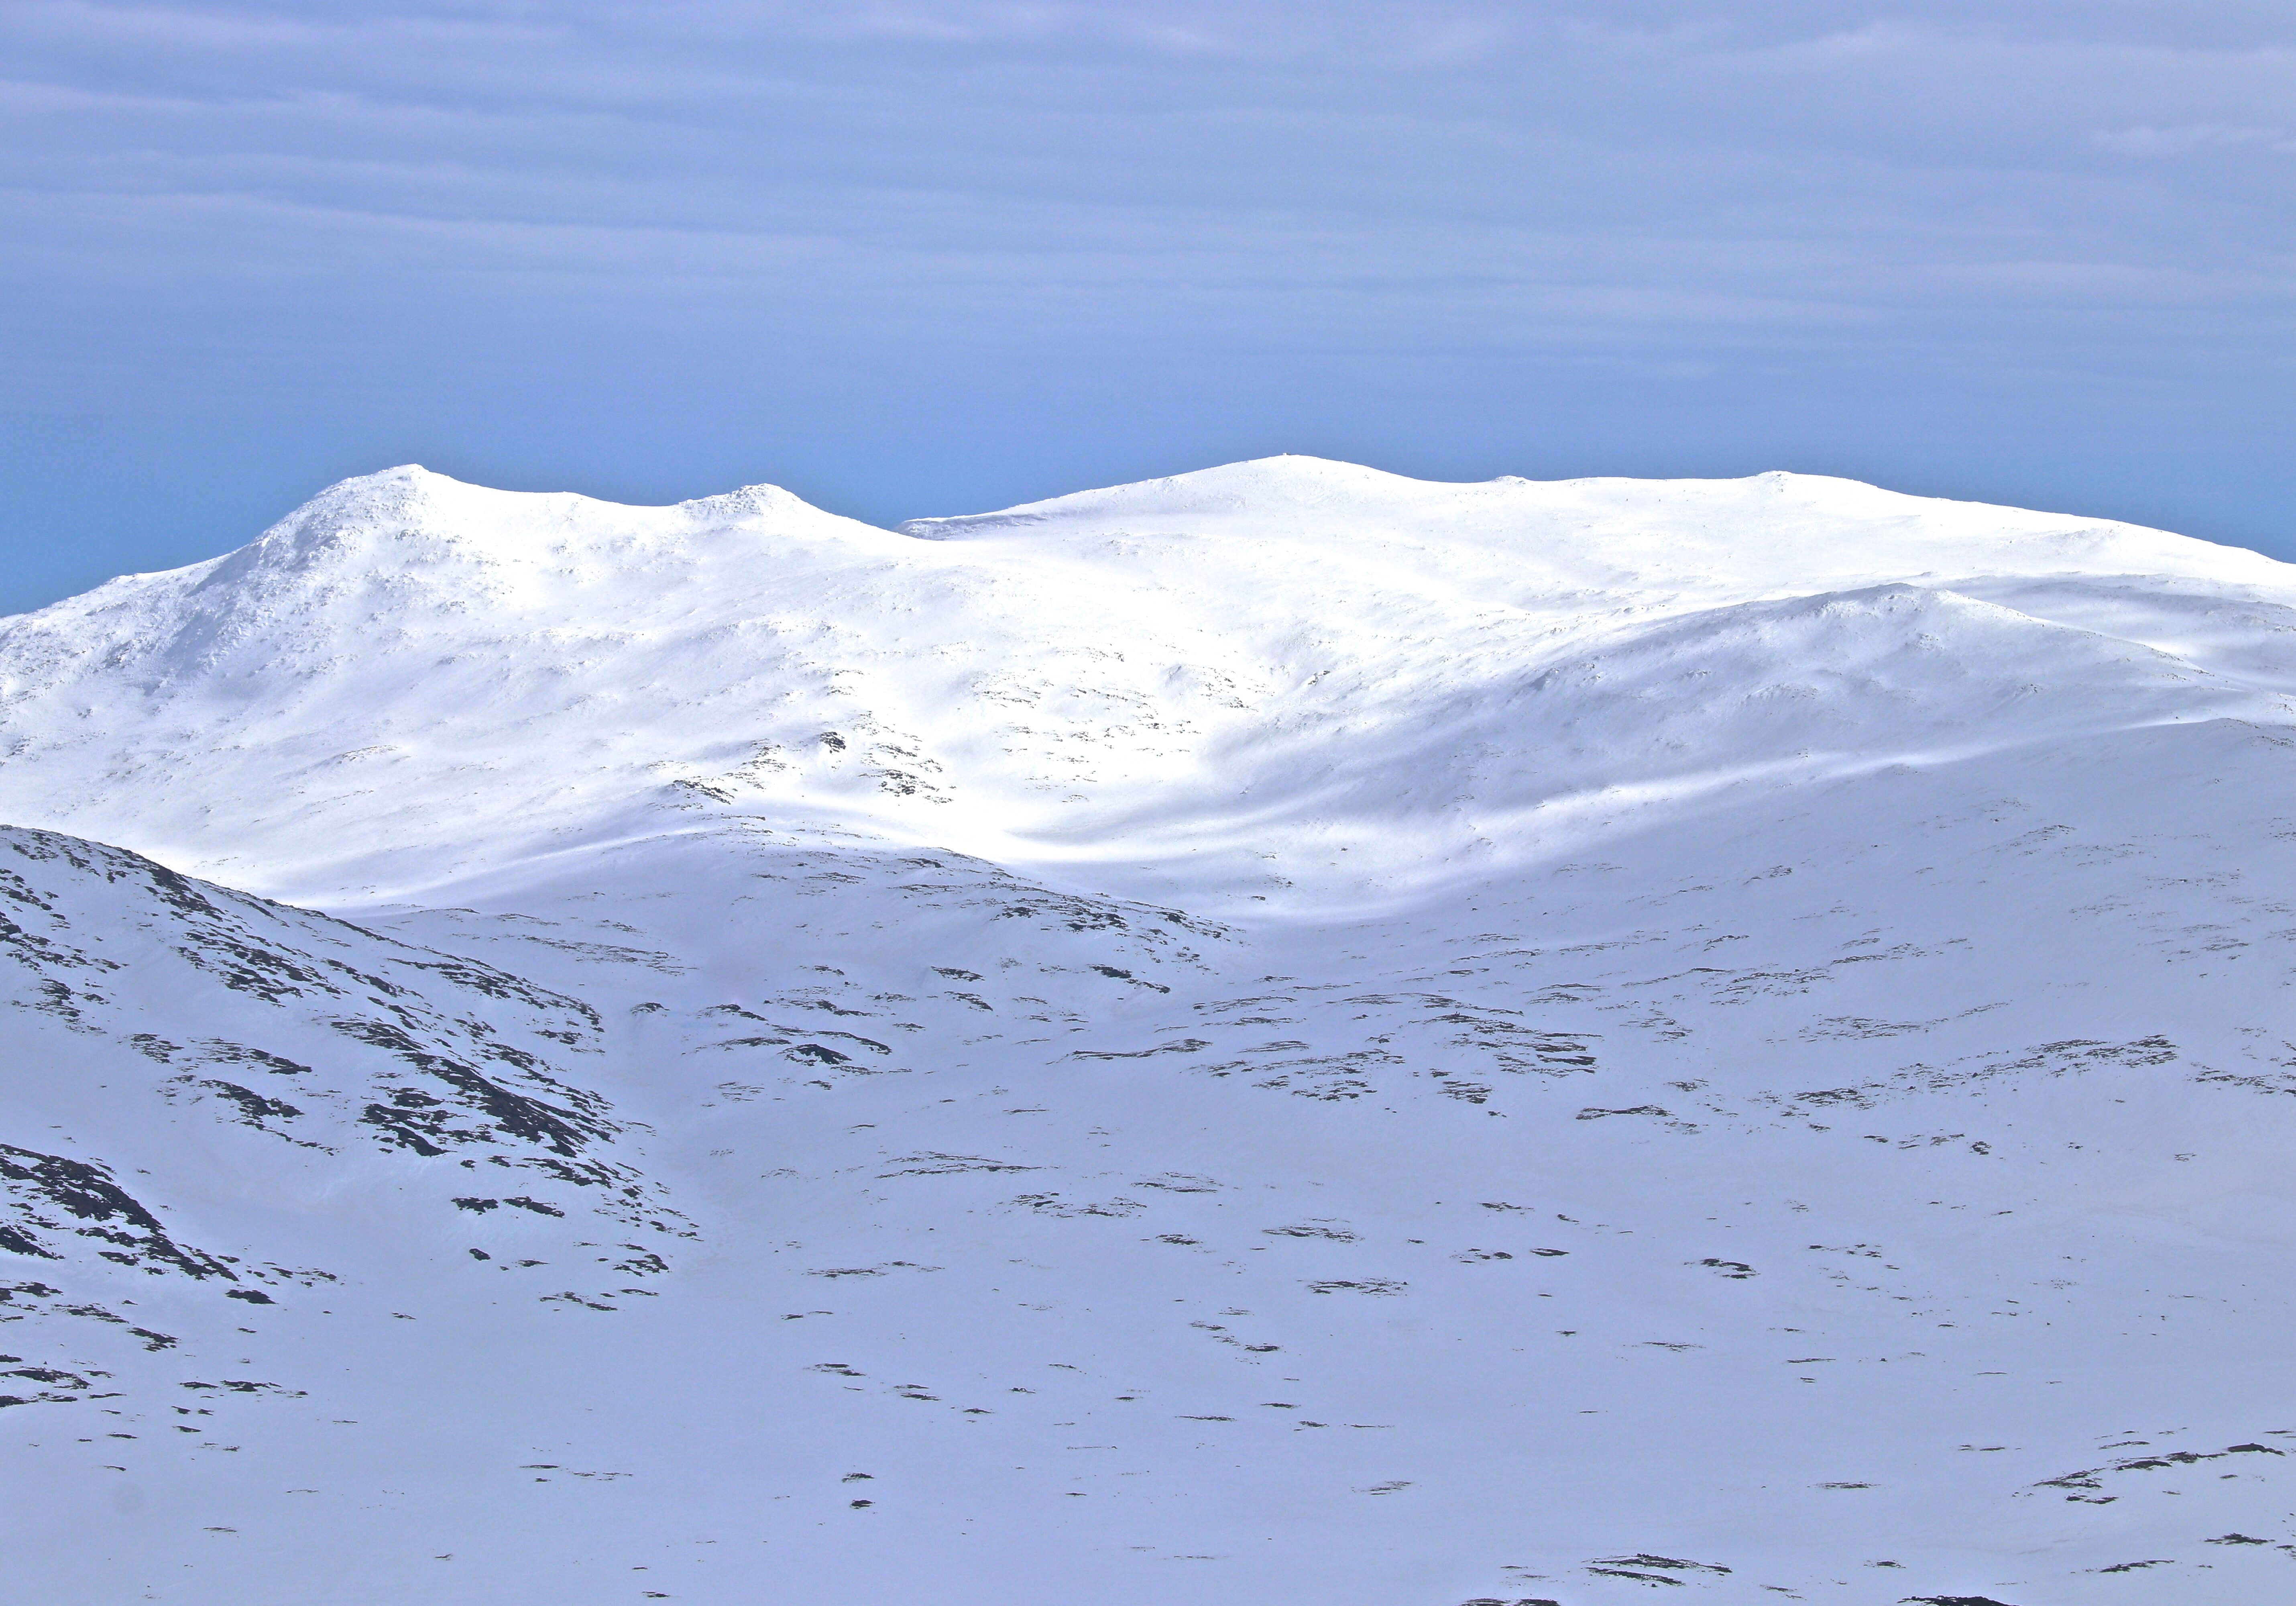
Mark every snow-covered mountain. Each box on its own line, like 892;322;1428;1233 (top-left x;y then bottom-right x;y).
4;458;2296;1604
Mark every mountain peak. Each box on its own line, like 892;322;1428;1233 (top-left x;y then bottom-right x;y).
898;454;1463;538
196;467;849;593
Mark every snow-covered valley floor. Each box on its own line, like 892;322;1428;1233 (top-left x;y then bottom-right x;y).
3;458;2295;1603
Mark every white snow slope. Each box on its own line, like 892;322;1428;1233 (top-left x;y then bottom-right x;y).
4;456;2296;1605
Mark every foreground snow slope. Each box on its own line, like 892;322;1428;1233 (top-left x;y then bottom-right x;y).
3;459;2296;1604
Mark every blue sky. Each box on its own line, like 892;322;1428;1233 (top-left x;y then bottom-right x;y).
6;1;2296;613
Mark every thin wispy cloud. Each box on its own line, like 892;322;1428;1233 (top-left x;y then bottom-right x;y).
4;2;2296;610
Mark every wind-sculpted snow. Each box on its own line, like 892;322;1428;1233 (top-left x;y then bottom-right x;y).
4;459;2296;1602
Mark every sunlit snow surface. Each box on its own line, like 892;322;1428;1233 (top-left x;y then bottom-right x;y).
4;457;2296;1603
